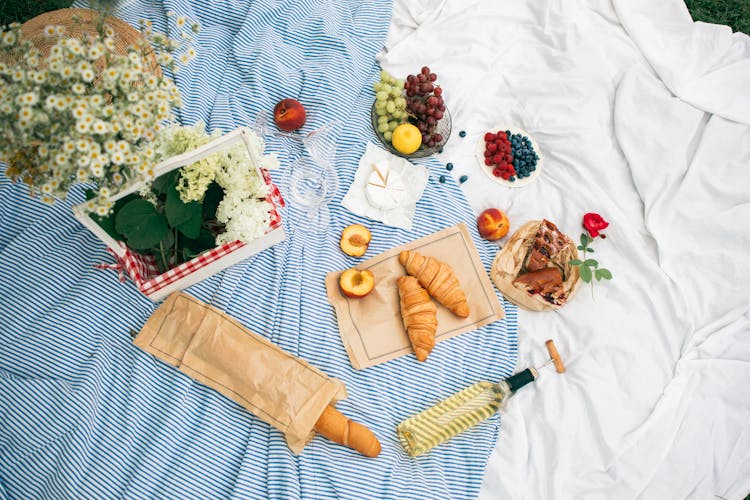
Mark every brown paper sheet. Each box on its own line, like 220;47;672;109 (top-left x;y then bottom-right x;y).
133;292;347;454
326;223;505;370
490;220;581;311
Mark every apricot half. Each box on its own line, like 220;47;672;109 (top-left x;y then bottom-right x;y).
339;268;375;298
340;224;372;257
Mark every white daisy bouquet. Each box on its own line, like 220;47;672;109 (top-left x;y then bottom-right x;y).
0;11;198;215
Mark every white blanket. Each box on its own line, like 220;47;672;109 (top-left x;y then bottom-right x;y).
380;0;750;498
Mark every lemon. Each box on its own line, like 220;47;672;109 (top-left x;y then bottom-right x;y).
391;123;422;155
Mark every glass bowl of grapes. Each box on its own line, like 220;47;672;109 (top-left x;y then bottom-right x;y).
371;66;452;158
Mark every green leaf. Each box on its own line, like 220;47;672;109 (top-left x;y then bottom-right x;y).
115;199;168;250
580;233;590;247
152;170;179;195
569;259;583;266
594;269;603;281
587;248;594;253
182;228;216;260
577;245;585;251
579;265;592;283
176;213;201;239
159;229;175;249
202;182;224;220
89;193;139;241
165;184;202;229
90;212;120;240
598;268;613;280
584;259;598;268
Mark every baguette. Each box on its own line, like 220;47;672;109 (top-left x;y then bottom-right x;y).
313;405;381;458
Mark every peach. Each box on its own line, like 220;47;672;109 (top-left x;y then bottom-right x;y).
339;268;375;298
477;208;510;240
340;224;372;257
273;98;306;131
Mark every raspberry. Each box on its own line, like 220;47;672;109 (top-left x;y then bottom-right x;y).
492;154;503;164
501;171;511;180
484;158;493;166
487;143;497;153
484;133;494;142
484;149;492;157
492;167;503;177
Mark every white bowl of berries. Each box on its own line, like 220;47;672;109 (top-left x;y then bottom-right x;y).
475;126;543;187
371;66;451;158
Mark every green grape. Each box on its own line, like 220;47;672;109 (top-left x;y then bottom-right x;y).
390;88;401;98
377;108;388;117
386;101;395;114
378;122;389;133
373;82;383;92
395;80;404;91
383;130;393;142
380;70;389;81
395;97;406;108
378;115;389;125
376;91;388;101
375;99;387;109
388;120;399;131
381;84;392;94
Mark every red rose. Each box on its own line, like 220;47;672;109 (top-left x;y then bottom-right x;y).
583;213;609;238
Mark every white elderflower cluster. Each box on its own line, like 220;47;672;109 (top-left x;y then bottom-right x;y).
154;122;274;246
0;14;199;213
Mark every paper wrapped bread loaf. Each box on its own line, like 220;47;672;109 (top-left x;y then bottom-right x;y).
491;220;580;311
133;292;380;456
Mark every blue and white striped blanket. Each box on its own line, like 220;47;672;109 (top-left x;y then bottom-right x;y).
0;1;518;498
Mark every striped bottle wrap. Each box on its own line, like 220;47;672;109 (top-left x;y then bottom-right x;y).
397;380;511;457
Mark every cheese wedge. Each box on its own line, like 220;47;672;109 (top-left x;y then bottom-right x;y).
365;161;407;210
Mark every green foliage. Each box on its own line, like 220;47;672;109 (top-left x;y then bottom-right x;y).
0;0;73;25
570;232;613;287
685;0;750;35
165;184;202;238
115;199;168;250
90;168;222;273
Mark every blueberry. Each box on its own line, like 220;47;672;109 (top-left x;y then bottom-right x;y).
509;176;516;182
446;162;453;170
438;148;444;153
459;130;466;138
459;175;468;183
439;175;446;183
505;130;511;136
530;166;536;171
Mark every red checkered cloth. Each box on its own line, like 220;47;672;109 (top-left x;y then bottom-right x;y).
95;169;285;298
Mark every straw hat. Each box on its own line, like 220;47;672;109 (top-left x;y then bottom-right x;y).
14;8;160;76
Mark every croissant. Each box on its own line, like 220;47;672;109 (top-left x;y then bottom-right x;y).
397;276;438;362
314;405;381;458
399;250;470;318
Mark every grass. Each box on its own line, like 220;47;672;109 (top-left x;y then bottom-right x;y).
685;0;750;34
0;0;73;26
